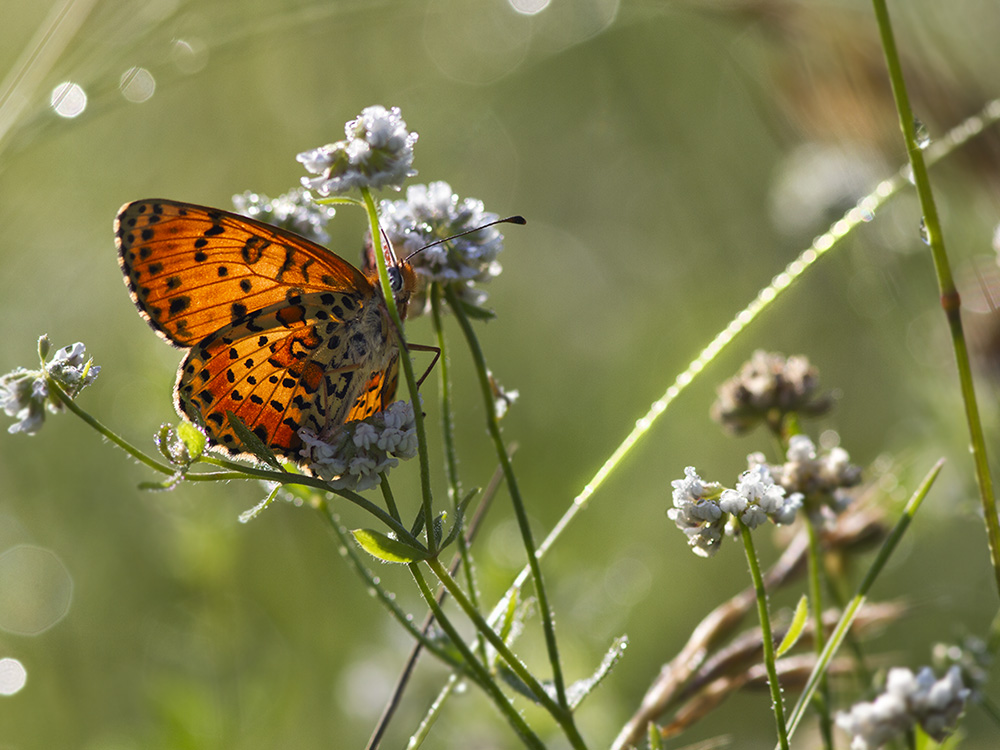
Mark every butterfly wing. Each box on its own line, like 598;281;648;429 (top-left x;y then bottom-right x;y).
115;199;373;346
115;199;408;463
175;291;400;462
346;356;401;423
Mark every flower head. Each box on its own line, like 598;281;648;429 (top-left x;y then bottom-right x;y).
726;463;801;529
232;187;336;245
836;666;970;748
1;337;100;435
297;400;418;491
297;105;417;195
749;434;861;520
372;181;507;313
711;351;832;435
668;464;801;557
667;467;725;557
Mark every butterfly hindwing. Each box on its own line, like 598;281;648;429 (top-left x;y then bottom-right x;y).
347;357;401;422
175;295;397;461
115;199;373;347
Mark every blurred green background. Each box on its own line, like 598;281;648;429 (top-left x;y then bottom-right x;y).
2;0;1000;747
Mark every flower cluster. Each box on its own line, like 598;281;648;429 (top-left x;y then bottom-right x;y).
378;181;505;307
836;666;970;749
297;105;418;195
668;467;725;557
297;400;418;491
748;434;861;520
232;187;336;245
711;351;831;435
932;637;991;702
1;338;100;435
719;464;803;528
668;465;801;557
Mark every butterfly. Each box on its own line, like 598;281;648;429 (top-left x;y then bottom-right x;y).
115;199;419;464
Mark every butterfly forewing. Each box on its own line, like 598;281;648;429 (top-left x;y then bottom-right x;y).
115;199;372;346
115;199;415;466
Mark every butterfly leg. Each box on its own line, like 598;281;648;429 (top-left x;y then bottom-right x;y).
407;343;441;387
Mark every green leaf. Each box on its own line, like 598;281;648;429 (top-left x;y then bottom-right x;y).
454;297;496;320
239;483;281;524
138;471;184;491
498;666;549;705
154;424;175;463
432;511;446;548
776;595;809;658
498;590;519;645
567;635;629;709
648;721;664;750
225;411;282;468
177;421;206;461
352;528;430;563
409;509;426;539
440;488;478;550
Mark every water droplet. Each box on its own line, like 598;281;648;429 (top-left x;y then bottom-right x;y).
50;82;87;118
919;218;930;245
914;118;930;149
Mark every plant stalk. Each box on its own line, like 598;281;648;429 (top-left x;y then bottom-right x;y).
870;0;1000;597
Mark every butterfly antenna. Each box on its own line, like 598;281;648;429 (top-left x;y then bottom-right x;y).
403;215;526;263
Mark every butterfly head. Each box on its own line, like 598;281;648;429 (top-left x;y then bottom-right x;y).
363;234;418;317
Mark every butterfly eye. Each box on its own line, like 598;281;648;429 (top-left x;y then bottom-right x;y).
387;266;404;294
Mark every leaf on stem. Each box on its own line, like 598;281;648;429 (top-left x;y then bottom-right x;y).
177;421;206;460
138;472;185;491
776;595;809;658
226;410;283;469
648;721;664;750
452;296;496;321
239;483;282;523
432;511;447;548
440;488;478;550
352;528;431;563
567;635;629;710
498;665;551;705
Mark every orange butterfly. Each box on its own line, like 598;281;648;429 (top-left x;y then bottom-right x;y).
115;199;417;463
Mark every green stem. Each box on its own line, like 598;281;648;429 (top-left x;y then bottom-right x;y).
424;557;589;750
47;376;175;475
360;186;437;553
444;283;570;711
431;282;486;662
484;100;1000;645
739;520;790;750
198;457;421;545
380;474;401;522
314;498;462;671
405;675;461;749
52;369;424;546
805;519;833;749
408;563;546;750
782;459;943;744
870;0;1000;597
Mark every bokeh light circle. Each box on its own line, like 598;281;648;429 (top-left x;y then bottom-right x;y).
0;545;73;636
0;657;27;696
50;82;87;118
